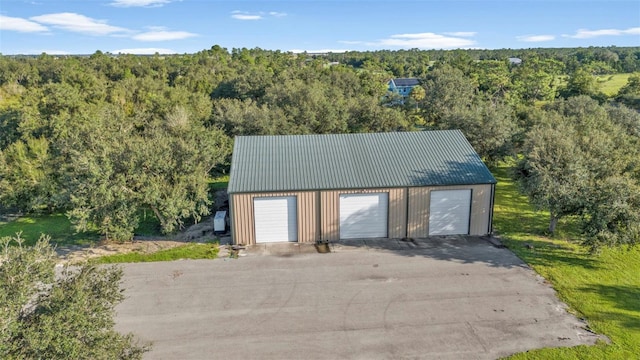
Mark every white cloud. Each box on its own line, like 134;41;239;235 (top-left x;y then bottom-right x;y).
30;13;129;35
357;32;476;49
133;30;197;41
231;10;286;20
443;31;476;37
564;27;640;39
110;0;172;7
231;11;262;20
517;34;555;42
111;47;177;54
0;15;49;32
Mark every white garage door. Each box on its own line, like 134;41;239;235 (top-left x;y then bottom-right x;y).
429;190;472;235
339;193;388;239
254;196;298;243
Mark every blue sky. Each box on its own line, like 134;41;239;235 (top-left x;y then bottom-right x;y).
1;0;639;55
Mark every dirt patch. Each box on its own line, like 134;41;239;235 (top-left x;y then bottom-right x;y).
57;239;190;264
4;191;232;264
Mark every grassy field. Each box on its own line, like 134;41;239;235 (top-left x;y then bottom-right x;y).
93;242;219;264
0;213;100;247
552;73;630;98
595;73;631;97
494;165;640;359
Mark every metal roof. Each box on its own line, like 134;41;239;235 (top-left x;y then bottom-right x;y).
390;78;420;87
228;130;497;194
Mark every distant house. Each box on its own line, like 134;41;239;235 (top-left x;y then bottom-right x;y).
508;57;522;65
388;78;420;98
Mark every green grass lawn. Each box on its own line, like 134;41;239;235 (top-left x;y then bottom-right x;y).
92;242;219;264
209;174;229;190
494;165;640;359
595;73;631;97
553;73;631;99
0;210;167;247
0;213;100;247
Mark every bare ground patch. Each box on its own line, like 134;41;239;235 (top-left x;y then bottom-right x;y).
48;190;231;263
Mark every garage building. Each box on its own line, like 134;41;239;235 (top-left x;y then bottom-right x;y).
227;130;496;245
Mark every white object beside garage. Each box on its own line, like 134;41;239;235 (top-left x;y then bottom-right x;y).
429;189;472;235
339;193;388;239
213;211;228;234
253;196;298;243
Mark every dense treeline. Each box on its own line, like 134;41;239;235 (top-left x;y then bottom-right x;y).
0;46;638;247
326;46;640;76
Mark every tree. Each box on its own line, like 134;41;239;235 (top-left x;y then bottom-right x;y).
515;114;589;233
421;65;476;124
516;97;640;243
210;98;294;136
438;101;518;166
511;56;563;104
615;73;640;110
562;66;598;98
581;176;640;251
0;234;149;359
65;105;231;241
0;137;61;213
406;85;426;110
474;60;511;100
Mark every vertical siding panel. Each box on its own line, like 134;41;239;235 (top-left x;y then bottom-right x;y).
321;191;339;241
406;189;416;237
469;185;492;235
233;194;254;245
299;192;308;243
407;187;429;238
307;191;316;243
232;195;240;244
296;193;305;243
229;194;239;244
245;194;255;245
387;188;406;238
297;191;317;243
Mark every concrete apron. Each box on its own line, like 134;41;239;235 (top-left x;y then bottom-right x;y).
243;235;495;256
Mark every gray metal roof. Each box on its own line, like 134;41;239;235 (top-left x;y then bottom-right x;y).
391;78;420;87
228;130;496;194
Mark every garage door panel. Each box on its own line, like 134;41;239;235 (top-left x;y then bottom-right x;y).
254;197;297;243
429;190;471;235
340;193;388;239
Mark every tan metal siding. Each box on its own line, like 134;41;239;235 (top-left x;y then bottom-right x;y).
388;188;407;238
469;185;492;235
320;188;407;241
407;188;430;238
320;191;339;241
296;192;317;243
231;191;318;245
406;184;493;237
232;184;493;244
